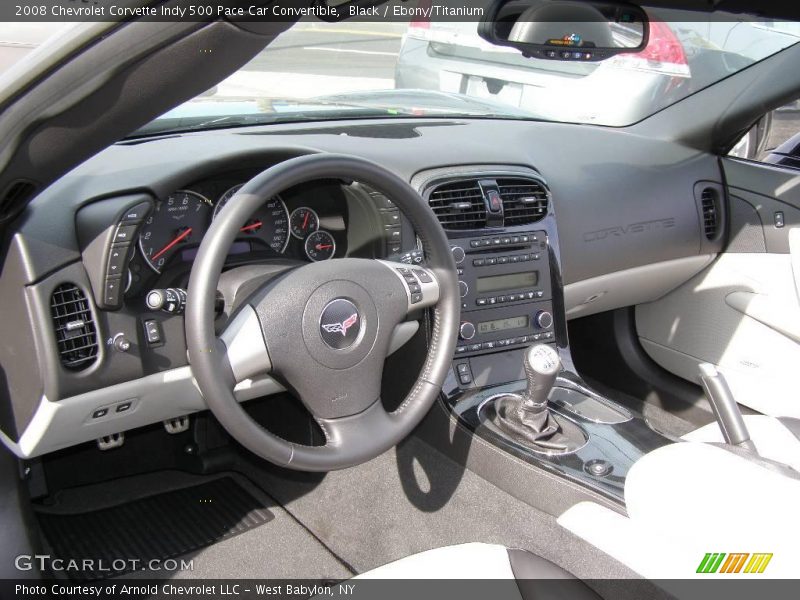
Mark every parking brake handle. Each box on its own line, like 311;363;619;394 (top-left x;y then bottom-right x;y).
698;363;757;452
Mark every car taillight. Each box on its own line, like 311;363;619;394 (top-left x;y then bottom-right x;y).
639;22;689;67
609;21;690;77
406;0;432;40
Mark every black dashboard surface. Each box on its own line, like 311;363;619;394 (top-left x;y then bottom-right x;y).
17;117;720;287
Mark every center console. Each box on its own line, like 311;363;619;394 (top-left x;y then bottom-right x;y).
414;167;672;504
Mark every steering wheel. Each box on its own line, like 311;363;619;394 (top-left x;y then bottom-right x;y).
185;154;460;471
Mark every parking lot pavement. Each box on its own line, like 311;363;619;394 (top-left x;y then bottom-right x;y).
216;21;404;99
762;109;800;157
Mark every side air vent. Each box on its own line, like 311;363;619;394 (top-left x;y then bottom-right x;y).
497;178;549;226
50;284;99;371
428;180;487;230
701;188;718;240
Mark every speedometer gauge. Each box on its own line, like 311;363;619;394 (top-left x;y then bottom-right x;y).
213;184;290;254
139;190;212;273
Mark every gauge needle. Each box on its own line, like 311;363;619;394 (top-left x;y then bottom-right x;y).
240;221;263;232
315;244;333;250
302;212;309;230
151;228;193;261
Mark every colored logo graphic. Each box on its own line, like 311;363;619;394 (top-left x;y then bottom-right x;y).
696;553;773;574
562;33;582;46
321;313;358;337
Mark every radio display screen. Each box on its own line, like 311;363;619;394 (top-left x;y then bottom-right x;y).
478;316;529;334
476;271;538;293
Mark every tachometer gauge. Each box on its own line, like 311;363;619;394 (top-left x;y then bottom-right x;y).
290;207;319;239
139;190;212;273
304;230;336;262
213;184;290;254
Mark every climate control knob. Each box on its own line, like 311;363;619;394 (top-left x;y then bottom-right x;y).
458;281;469;298
535;310;554;330
459;321;476;340
451;245;465;264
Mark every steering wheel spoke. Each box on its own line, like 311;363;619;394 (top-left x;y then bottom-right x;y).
219;305;272;383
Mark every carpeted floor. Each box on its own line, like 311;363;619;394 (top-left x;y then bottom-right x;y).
34;471;353;581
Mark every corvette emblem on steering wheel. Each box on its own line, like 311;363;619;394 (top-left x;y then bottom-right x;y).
319;299;362;349
322;313;358;336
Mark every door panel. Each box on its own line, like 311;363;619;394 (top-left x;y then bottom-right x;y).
635;158;800;418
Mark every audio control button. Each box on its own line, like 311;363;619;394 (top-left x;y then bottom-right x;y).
412;269;432;283
535;311;554;330
451;246;465;264
459;321;476;340
458;281;468;297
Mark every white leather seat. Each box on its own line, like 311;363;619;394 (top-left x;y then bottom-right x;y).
355;543;519;579
682;414;800;471
558;442;800;581
352;543;601;599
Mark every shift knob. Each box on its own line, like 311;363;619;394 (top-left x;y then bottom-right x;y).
522;344;561;407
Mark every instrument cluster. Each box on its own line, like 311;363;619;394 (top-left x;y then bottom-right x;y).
125;177;348;296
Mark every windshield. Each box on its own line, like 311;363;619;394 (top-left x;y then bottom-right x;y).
126;8;800;134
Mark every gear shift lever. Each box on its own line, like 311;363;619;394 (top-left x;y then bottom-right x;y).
514;345;562;437
481;344;590;452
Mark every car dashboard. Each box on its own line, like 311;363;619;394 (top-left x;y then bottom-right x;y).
0;117;724;458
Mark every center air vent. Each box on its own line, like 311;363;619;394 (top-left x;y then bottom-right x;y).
497;178;549;226
428;180;487;230
50;284;99;370
701;188;718;240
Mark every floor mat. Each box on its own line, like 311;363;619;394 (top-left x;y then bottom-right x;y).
36;476;274;581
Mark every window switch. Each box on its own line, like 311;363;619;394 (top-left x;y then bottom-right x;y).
92;408;108;419
775;211;785;228
116;402;132;413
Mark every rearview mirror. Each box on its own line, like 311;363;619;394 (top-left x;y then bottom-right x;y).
479;0;649;61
